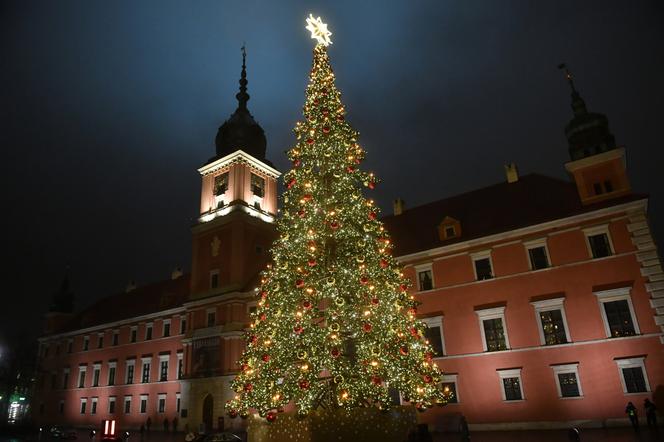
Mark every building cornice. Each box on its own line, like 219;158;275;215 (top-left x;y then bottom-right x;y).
564;147;626;172
198;150;281;178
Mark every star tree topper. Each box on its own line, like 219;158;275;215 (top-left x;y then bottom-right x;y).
305;14;332;46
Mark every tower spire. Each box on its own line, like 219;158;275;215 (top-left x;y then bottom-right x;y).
236;44;249;111
558;63;587;116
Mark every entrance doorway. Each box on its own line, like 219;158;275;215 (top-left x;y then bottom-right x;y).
202;394;213;433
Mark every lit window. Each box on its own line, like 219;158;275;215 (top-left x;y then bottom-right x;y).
552;364;583;398
476;306;509;352
251;173;265;197
584;225;613;259
471;251;493;280
525;239;550;270
615;357;650;394
497;368;524;401
531;297;570;345
595;287;639;338
421;316;445;357
441;374;458;403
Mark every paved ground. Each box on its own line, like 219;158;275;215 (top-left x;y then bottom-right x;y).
0;427;661;442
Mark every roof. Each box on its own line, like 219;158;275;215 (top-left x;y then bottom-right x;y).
58;274;191;333
382;173;647;257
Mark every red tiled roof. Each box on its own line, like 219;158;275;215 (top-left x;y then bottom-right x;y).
59;274;191;333
382;174;647;257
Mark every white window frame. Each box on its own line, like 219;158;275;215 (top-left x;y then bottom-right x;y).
497;368;524;401
531;297;571;345
125;359;136;384
141;357;152;383
177;352;184;379
162;319;171;337
594;287;640;337
145;323;153;340
158;393;167;414
209;269;220;289
83;335;90;351
414;263;435;292
80;398;87;414
92;363;101;387
475;306;510;351
524;238;551;270
107;361;117;385
78;366;87;388
130;326;138;342
176;392;181;413
441;374;459;403
112;330;119;346
583;224;615;259
179;315;187;335
159;354;170;381
123;396;132;414
471;250;494;281
615;357;651;394
108;396;117;414
421;315;446;357
97;332;105;348
551;363;583;399
90;397;98;415
139;395;148;414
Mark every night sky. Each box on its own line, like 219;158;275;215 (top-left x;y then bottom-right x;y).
2;1;663;344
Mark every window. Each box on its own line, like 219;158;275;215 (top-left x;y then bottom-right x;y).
108;363;116;386
67;339;73;353
176;393;181;413
214;172;229;196
476;307;509;352
142;359;151;383
615;358;650;394
552;364;583;398
209;270;219;290
83;336;89;351
163;320;171;338
130;327;137;343
158;394;166;413
78;367;87;388
604;180;613;193
584;225;613;259
62;369;70;389
80;398;87;414
595;287;639;338
124;396;132;414
112;331;119;346
415;264;433;291
525;239;550;270
97;333;104;348
140;395;148;413
421;316;445;357
91;397;98;415
593;182;603;195
59;400;65;414
92;365;101;387
207;309;216;327
177;353;184;379
126;361;135;384
247;302;258;318
531;297;570;345
472;251;493;280
160;357;169;382
444;225;456;238
50;372;57;389
179;316;187;335
145;323;153;341
497;368;524;401
441;374;458;403
108;397;116;414
251;173;265;197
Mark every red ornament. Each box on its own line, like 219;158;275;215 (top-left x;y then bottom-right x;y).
294;325;304;335
302;300;312;309
306;138;314;145
293;159;301;167
372;376;382;386
399;284;408;292
307;258;317;267
287;178;297;189
331;348;340;358
321;88;328;96
337;115;344;122
399;346;409;356
228;410;238;419
360;276;369;285
322;108;329;116
266;411;277;423
297;209;306;218
244;383;253;392
346;166;355;173
313;98;320;105
410;327;420;338
363;323;372;333
368;212;377;220
380;259;389;269
260;313;267;321
371;297;379;306
423;374;433;384
303;194;313;202
322;126;331;134
408;307;417;315
250;335;258;344
296;279;305;288
329;221;340;230
368;181;375;190
299;379;310;389
262;354;271;362
260;291;268;299
425;352;433;362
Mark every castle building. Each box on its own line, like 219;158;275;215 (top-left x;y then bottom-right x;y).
33;60;663;432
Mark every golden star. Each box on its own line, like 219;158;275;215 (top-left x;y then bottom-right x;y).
305;14;332;46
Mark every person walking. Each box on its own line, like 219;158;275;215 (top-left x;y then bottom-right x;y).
625;401;639;431
644;399;658;428
172;416;179;432
163;417;170;432
146;417;152;433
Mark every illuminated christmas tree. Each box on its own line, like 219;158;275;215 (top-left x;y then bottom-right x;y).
226;15;446;423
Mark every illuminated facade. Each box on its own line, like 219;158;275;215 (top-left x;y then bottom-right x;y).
34;63;662;431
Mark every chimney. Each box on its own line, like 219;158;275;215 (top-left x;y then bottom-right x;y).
171;267;183;280
125;280;136;293
504;163;519;183
393;198;405;216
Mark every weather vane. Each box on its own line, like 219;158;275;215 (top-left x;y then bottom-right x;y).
305;14;332;46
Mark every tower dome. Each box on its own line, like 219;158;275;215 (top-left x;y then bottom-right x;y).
214;47;267;161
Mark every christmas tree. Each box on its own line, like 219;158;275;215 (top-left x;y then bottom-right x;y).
226;15;446;422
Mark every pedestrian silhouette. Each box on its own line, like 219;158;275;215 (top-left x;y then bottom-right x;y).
644;398;658;428
625;401;639;431
163;418;170;432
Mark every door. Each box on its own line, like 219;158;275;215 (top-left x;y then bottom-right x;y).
202;394;213;433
